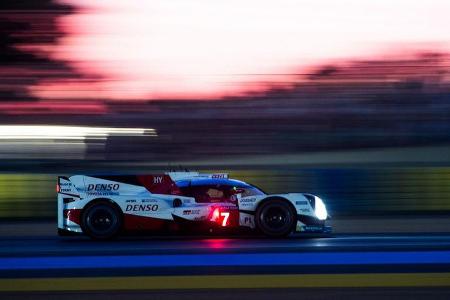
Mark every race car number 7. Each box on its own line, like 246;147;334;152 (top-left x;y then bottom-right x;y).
221;212;229;226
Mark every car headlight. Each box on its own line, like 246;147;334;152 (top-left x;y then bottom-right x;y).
314;196;327;220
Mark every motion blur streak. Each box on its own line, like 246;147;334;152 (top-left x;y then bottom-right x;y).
0;273;449;291
0;125;157;160
0;125;156;140
1;251;450;270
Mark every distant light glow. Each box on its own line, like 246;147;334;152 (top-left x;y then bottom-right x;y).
0;125;157;140
30;0;450;100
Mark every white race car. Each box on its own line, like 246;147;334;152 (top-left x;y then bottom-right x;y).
57;172;330;239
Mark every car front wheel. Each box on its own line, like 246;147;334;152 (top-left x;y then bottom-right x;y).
255;199;296;237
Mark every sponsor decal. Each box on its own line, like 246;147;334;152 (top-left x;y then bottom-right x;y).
211;174;227;179
153;176;163;184
299;208;310;213
183;209;201;215
243;216;253;225
59;182;73;193
126;199;137;203
240;197;256;203
125;204;159;212
141;199;157;203
296;200;308;205
87;183;120;191
302;225;323;231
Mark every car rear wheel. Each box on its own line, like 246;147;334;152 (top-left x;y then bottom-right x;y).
255;199;296;237
81;202;122;240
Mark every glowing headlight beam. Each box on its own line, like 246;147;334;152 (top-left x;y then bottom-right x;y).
314;196;328;221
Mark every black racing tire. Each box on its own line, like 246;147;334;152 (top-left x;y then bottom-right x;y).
255;198;296;237
81;201;122;240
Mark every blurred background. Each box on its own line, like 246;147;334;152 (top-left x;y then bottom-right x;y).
1;0;449;220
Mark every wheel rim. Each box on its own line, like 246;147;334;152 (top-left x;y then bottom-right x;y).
263;206;288;229
87;206;117;234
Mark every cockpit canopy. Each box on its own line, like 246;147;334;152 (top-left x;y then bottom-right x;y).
176;178;266;203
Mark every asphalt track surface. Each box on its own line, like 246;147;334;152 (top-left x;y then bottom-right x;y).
1;224;450;299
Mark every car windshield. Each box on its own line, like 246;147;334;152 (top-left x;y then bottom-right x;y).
176;179;266;202
232;185;266;197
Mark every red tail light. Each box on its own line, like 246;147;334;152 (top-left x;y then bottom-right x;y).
212;208;220;219
56;183;60;193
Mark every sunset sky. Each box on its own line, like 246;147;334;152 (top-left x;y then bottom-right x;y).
31;0;450;100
